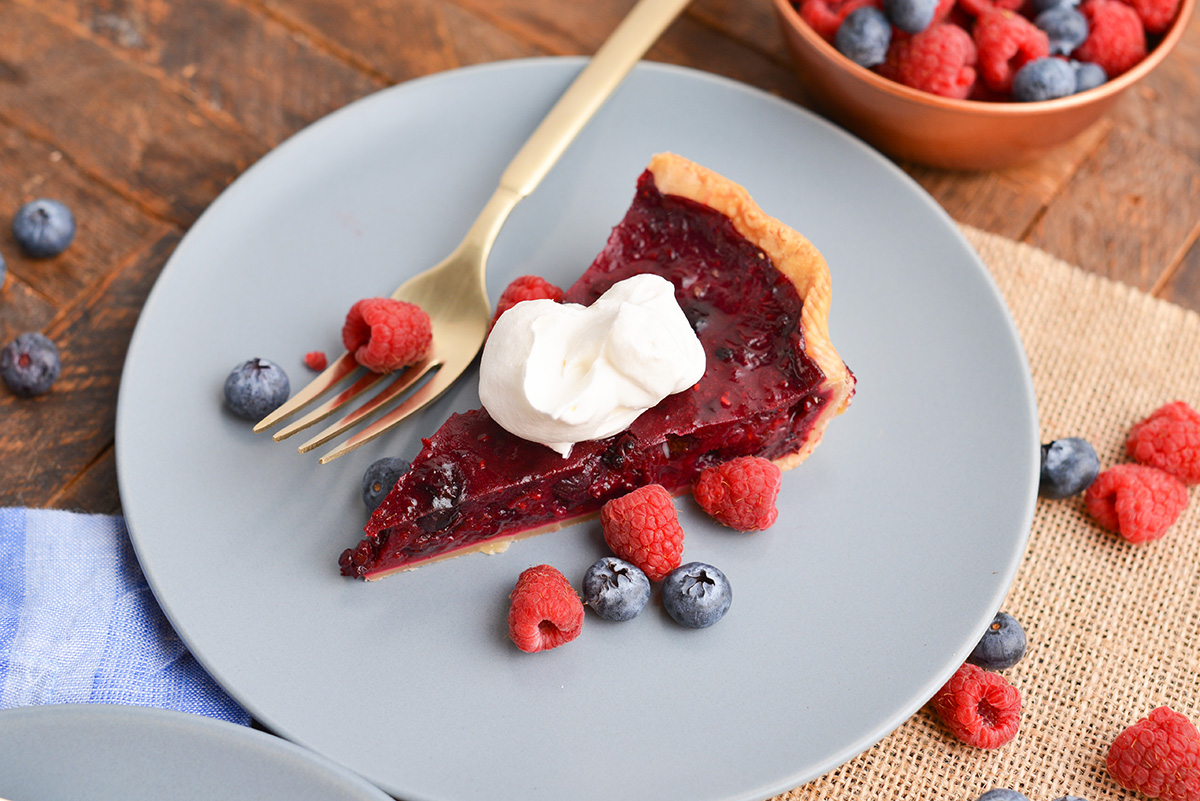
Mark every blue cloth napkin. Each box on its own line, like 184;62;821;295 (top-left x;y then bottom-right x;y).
0;507;249;725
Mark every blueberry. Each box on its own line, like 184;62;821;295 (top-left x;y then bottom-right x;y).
1013;57;1078;102
835;7;893;67
12;199;76;258
0;250;7;287
1;332;62;397
1039;437;1100;498
662;562;732;629
223;358;290;420
361;456;410;511
883;0;938;32
967;612;1028;670
975;790;1031;801
1072;60;1108;92
1036;6;1089;55
582;557;651;621
1051;796;1090;801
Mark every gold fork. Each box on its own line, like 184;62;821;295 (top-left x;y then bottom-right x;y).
254;0;693;464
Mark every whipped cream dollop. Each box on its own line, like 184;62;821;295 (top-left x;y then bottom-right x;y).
479;273;706;457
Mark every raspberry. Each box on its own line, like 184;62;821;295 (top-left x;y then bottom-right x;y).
1120;0;1180;33
490;275;565;330
1127;401;1200;485
931;663;1022;749
957;0;1023;19
878;23;978;99
800;0;882;41
1074;0;1147;77
506;564;585;653
974;10;1051;93
342;297;432;373
1107;706;1200;801
693;456;783;531
600;484;685;582
304;350;327;371
1084;464;1188;543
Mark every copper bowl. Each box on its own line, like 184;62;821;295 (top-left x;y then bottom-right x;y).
773;0;1195;169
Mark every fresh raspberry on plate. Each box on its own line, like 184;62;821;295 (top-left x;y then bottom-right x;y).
304;350;328;371
1119;0;1180;34
507;564;585;653
931;662;1022;749
693;456;783;531
1107;706;1200;801
342;297;432;373
1084;463;1189;543
973;10;1051;93
1127;401;1200;485
1074;0;1147;76
877;23;978;99
490;275;564;330
800;0;883;41
600;484;685;582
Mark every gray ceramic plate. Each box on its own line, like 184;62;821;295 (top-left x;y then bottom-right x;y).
116;59;1038;801
0;704;392;800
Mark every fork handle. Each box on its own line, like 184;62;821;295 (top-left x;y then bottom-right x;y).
498;0;693;199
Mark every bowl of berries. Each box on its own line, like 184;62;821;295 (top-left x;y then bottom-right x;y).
773;0;1193;168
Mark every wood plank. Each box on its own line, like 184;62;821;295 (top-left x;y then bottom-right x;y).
0;231;180;508
37;0;384;147
260;0;544;83
44;446;122;514
690;0;795;64
1107;11;1200;164
904;119;1112;238
1157;227;1200;314
0;0;263;226
0;120;165;306
0;276;57;346
1024;124;1200;290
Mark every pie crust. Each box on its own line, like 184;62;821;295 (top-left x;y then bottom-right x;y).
340;153;856;579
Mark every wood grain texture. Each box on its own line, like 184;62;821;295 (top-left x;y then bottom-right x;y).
260;0;544;82
0;231;178;507
36;0;385;147
0;120;164;306
1025;124;1200;291
0;0;262;225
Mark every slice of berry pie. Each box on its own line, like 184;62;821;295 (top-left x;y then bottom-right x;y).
339;153;856;580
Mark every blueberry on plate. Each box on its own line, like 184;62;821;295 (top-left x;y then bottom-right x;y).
0;250;7;287
223;358;290;420
975;790;1031;801
883;0;938;33
1013;58;1078;102
582;557;651;621
662;562;732;629
835;7;892;67
1;332;62;397
1040;437;1100;498
362;456;411;511
12;198;76;258
967;612;1028;670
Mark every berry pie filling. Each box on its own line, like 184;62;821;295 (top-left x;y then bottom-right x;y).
341;167;841;579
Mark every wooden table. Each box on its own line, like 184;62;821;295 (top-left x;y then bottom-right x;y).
0;0;1197;515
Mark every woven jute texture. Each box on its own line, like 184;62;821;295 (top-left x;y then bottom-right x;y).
776;226;1200;801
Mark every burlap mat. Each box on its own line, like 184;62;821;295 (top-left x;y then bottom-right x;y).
776;226;1200;801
